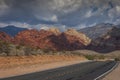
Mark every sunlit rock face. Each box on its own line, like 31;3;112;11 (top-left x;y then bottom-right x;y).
64;29;91;46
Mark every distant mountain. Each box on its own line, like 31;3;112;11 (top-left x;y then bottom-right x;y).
0;25;28;37
78;23;119;39
87;27;120;53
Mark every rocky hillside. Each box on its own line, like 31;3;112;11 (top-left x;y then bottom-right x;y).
0;32;12;42
13;28;91;51
88;27;120;53
78;23;119;39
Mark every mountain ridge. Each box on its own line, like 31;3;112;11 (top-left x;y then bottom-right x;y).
78;23;120;39
0;25;28;37
87;27;120;53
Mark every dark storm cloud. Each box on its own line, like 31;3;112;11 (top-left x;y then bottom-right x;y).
0;0;120;29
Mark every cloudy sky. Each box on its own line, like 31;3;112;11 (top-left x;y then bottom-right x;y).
0;0;120;30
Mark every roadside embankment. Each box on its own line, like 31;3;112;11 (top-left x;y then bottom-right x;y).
0;55;87;78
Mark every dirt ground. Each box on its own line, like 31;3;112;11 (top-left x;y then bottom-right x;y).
0;55;87;78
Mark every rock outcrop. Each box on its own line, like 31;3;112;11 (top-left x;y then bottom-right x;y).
13;28;91;51
65;29;91;45
0;32;12;42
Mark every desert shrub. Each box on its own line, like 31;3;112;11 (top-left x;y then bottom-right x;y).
24;47;34;56
98;55;105;59
0;41;10;56
35;49;44;55
114;58;120;61
84;55;95;60
16;49;25;56
16;45;22;49
42;48;52;54
8;45;17;56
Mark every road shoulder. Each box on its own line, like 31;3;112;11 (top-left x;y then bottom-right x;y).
0;60;88;78
102;62;120;80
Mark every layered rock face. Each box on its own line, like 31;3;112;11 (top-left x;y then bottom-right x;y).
64;29;91;46
0;32;12;42
88;27;120;52
13;28;91;51
14;29;55;50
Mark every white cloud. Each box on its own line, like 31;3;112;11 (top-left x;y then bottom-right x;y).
34;11;58;22
113;19;120;25
10;22;32;29
40;26;49;30
79;24;87;29
0;22;32;29
60;25;66;31
108;5;120;19
84;10;93;18
116;6;120;13
50;0;82;13
73;23;97;30
1;0;120;29
42;15;58;22
32;0;82;20
34;23;67;31
0;23;8;27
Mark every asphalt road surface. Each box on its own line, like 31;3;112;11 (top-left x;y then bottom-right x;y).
0;61;117;80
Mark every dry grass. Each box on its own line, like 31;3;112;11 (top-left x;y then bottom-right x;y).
0;55;86;69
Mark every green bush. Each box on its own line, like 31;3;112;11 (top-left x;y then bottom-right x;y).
42;47;52;54
84;55;95;60
98;55;105;59
114;58;120;61
24;47;33;56
0;41;10;56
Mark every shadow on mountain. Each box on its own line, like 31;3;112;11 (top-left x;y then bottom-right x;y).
48;33;85;51
86;45;119;53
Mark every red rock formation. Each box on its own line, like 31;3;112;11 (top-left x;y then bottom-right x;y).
0;32;12;42
14;29;58;50
64;29;91;46
14;28;91;51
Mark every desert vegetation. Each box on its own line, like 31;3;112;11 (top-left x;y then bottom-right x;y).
0;41;120;61
0;40;120;70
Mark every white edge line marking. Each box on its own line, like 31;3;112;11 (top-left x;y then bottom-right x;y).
94;62;119;80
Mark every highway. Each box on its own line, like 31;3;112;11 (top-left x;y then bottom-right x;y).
0;61;117;80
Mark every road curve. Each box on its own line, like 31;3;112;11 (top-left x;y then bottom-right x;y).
0;61;117;80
